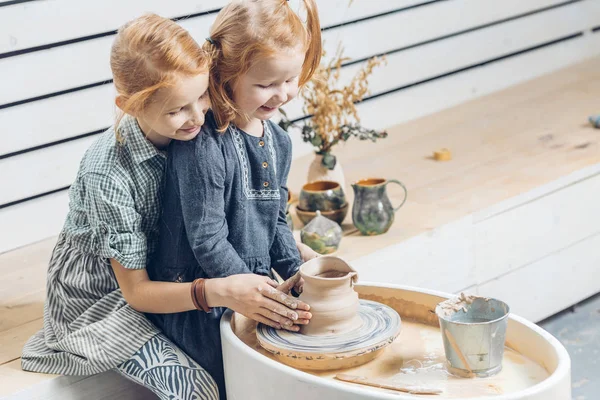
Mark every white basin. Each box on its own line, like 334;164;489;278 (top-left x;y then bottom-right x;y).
221;283;571;399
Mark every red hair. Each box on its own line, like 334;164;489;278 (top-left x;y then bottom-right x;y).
111;14;211;132
204;0;322;131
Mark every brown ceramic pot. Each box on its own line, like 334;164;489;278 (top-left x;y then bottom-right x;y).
298;256;362;336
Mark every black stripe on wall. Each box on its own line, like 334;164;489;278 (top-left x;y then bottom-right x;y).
0;7;223;60
362;32;583;102
322;0;448;31
0;0;36;8
290;32;584;125
0;186;70;211
592;26;600;33
0;31;585;210
0;81;111;111
342;0;584;68
0;128;108;161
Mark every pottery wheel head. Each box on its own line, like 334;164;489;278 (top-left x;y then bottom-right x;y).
256;300;401;370
300;256;358;283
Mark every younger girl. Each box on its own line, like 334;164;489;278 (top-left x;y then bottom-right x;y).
22;13;308;400
148;0;322;397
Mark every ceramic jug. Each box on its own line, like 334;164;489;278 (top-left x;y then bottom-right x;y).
351;178;407;236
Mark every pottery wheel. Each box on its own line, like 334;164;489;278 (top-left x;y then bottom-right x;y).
256;300;401;371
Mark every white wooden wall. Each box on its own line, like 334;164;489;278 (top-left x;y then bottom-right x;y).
1;0;600;254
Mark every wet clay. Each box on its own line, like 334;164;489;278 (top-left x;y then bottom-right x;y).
436;293;484;318
236;304;549;398
297;257;362;336
316;270;351;278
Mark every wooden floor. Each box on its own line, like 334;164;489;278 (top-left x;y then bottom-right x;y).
2;56;600;397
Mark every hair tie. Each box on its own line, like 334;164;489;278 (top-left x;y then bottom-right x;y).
206;37;216;46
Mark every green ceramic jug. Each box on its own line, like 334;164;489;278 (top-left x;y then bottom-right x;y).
351;178;407;236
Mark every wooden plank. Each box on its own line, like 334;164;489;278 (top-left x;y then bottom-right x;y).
0;367;154;399
0;235;52;333
0;319;42;365
0;14;218;107
0;290;45;333
477;230;600;322
2;0;592;157
351;215;476;294
0;259;49;306
0;190;69;254
0;0;228;55
320;0;590;63
0;137;95;205
474;172;600;283
473;163;600;223
315;0;428;29
0;360;61;398
0;0;408;56
0;236;54;275
0;85;115;158
283;0;596;119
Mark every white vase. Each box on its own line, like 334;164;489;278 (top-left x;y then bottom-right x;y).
307;153;346;189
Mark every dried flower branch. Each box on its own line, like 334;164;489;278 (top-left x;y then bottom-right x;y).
279;48;388;168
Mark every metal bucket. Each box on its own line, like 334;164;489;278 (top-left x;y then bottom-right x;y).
435;296;510;378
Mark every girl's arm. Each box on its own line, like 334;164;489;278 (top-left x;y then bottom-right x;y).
111;259;195;313
112;259;310;329
296;241;320;262
84;172;198;314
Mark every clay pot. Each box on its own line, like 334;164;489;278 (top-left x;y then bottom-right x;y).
299;180;346;212
295;203;348;226
298;256;361;335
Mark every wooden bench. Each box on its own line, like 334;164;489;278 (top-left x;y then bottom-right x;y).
2;56;599;398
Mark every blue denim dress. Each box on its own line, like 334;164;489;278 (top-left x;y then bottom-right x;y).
147;111;302;398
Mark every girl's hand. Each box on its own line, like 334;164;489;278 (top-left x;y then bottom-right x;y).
296;241;320;262
205;274;311;331
277;271;304;296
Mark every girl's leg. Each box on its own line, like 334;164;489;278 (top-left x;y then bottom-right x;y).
116;333;219;400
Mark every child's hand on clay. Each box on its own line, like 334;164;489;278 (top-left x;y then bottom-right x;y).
296;241;320;262
277;271;304;296
206;274;311;331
